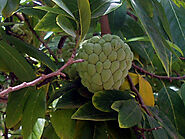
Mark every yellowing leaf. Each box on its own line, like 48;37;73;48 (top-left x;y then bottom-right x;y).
139;76;154;107
120;72;139;91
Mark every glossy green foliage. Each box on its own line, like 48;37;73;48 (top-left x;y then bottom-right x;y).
0;0;185;138
51;109;76;139
0;40;35;81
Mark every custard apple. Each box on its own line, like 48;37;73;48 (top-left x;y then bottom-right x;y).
76;34;133;93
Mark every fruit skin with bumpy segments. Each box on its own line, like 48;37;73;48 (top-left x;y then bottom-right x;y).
77;34;133;93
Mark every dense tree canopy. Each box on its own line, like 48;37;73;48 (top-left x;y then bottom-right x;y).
0;0;185;138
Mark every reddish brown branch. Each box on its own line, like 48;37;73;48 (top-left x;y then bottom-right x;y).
132;63;185;81
135;126;162;132
0;49;84;96
127;75;152;116
180;57;185;60
127;11;138;21
21;13;58;62
100;15;111;36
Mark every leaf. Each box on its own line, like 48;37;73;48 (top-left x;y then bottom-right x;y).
2;0;20;18
19;7;46;19
166;40;183;56
0;60;9;72
56;89;87;109
120;72;139;91
51;109;76;139
108;2;127;32
3;35;58;71
78;0;91;42
146;115;168;139
92;90;132;112
5;88;32;129
34;12;64;32
152;0;173;41
93;123;109;139
72;102;117;121
0;0;7;14
139;76;155;107
119;15;155;66
111;99;142;128
74;120;94;139
31;118;46;139
52;0;75;19
42;124;60;139
56;14;77;37
131;0;172;75
22;86;47;139
161;0;185;55
157;87;185;137
34;5;72;18
179;83;185;105
171;0;185;9
0;40;35;81
90;0;122;18
150;107;179;138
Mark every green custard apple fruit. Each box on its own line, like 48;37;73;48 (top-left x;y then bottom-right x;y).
76;34;133;93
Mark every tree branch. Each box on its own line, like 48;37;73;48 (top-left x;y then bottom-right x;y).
127;75;152;116
132;63;185;81
21;13;59;63
0;50;84;96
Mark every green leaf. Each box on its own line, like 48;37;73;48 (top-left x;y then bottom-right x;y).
166;40;184;56
171;0;185;9
92;90;132;112
51;109;76;139
3;35;58;71
2;0;20;18
56;89;87;109
118;16;155;66
19;7;46;19
161;0;185;55
146;115;168;139
106;121;134;139
74;120;94;139
5;88;32;129
150;107;178;138
111;99;142;128
43;124;59;139
152;0;173;41
157;87;185;137
78;0;91;41
56;14;77;37
0;60;9;72
72;102;117;121
34;12;64;32
108;2;127;32
0;40;35;81
90;0;122;18
93;122;109;139
52;0;75;19
22;87;47;139
0;0;7;14
31;118;46;139
179;83;185;106
131;0;172;75
34;5;72;18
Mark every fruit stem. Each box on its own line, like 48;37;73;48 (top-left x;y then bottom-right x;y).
100;15;111;36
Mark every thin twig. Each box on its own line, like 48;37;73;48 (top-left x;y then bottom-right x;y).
22;13;59;62
132;63;185;81
0;47;84;96
135;126;162;132
127;75;152;116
